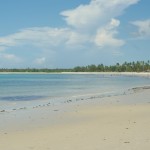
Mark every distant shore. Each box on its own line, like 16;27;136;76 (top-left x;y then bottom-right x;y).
0;71;150;77
62;72;150;77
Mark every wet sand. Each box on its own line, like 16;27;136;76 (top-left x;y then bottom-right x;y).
0;87;150;150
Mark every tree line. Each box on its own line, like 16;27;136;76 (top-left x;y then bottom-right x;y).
73;60;150;72
0;68;72;73
0;60;150;72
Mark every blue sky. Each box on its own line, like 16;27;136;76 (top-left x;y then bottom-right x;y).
0;0;150;68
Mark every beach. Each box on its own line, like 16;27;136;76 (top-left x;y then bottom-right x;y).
0;85;150;150
0;0;150;149
62;72;150;78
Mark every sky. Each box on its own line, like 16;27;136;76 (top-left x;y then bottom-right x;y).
0;0;150;68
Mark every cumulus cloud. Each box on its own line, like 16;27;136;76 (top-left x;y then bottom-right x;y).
131;19;150;38
61;0;139;30
0;0;139;67
0;0;139;50
94;19;125;47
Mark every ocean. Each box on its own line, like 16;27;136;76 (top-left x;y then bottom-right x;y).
0;73;150;111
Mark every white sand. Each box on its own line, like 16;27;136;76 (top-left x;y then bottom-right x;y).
62;72;150;77
0;88;150;150
0;72;150;77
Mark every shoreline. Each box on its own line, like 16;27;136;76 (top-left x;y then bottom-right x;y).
0;85;150;113
0;73;150;149
0;85;150;126
0;71;150;77
0;87;150;150
62;72;150;77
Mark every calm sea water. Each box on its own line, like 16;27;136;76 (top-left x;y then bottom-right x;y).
0;73;150;111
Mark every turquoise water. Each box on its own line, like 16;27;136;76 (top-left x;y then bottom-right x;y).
0;73;150;111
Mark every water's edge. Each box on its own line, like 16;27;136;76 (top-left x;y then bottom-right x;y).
0;85;150;113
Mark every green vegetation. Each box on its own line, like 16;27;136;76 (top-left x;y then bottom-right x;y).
73;60;150;72
0;60;150;73
0;68;72;73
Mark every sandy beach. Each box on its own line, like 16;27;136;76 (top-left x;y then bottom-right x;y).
0;71;150;77
0;0;150;149
0;86;150;150
62;72;150;78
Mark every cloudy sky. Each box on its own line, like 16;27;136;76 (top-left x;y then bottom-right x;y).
0;0;150;68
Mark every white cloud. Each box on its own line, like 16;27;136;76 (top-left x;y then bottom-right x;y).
0;0;139;51
94;19;125;47
0;53;20;61
109;18;120;29
0;53;22;68
65;31;90;47
131;19;150;38
0;0;140;67
0;27;71;49
34;57;46;65
3;54;16;60
61;0;139;30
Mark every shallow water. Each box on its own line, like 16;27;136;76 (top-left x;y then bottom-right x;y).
0;73;150;111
